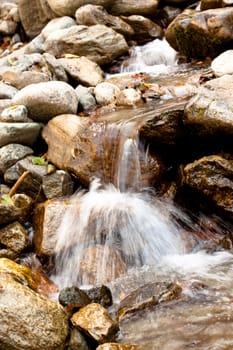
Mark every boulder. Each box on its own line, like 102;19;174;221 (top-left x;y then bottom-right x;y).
97;344;142;350
58;56;104;86
18;0;56;38
75;5;134;38
71;303;119;344
42;170;74;199
0;143;33;174
211;50;233;76
1;105;31;122
0;221;29;259
0;193;32;225
184;75;233;137
33;198;73;257
0;2;19;36
110;0;159;16
94;82;121;105
12;81;78;122
183;154;233;217
42;114;162;187
166;8;233;58
47;0;114;17
44;24;129;66
0;260;69;350
68;328;90;350
0;82;18;99
0;122;42;147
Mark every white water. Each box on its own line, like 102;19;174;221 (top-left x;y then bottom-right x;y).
120;38;178;75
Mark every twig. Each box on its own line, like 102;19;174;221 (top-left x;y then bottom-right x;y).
8;170;30;197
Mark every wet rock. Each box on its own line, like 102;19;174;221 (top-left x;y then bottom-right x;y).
58;56;104;86
183;154;233;217
184;75;233;137
94;82;121;105
85;285;113;308
0;260;69;350
47;0;114;17
68;328;90;350
12;81;78;122
166;8;233;58
75;5;134;38
1;105;31;122
116;88;142;106
59;286;91;311
44;24;129;66
0;221;29;259
121;15;163;43
75;85;96;111
139;99;187;145
79;245;127;285
42;170;74;199
0;193;32;225
33;198;73;257
18;0;56;38
0;143;33;174
71;303;119;344
118;281;182;321
110;0;159;16
0;82;18;99
97;344;142;350
211;50;233;76
0;122;42;147
42;114;162;187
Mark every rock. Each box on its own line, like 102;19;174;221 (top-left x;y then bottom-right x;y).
42;170;74;199
42;114;162;187
44;24;129;66
97;344;142;350
211;50;233;76
166;8;233;58
0;122;42;147
42;52;68;82
0;143;33;174
183;154;233;217
94;82;121;105
184;75;233;137
18;0;56;38
121;15;163;43
0;193;32;225
12;81;78;122
33;198;73;257
110;0;159;16
58;56;104;86
47;0;114;17
201;0;222;10
0;221;29;259
41;16;76;39
71;303;119;344
68;328;90;350
85;285;113;308
0;260;69;350
139;99;187;146
2;70;50;89
1;105;31;122
58;286;91;310
75;85;96;111
118;281;182;321
0;2;19;36
116;88;142;106
75;5;134;38
0;99;13;115
0;82;18;99
79;245;127;285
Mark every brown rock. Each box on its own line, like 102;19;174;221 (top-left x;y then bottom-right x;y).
110;0;159;16
97;344;142;350
71;303;119;344
0;221;29;259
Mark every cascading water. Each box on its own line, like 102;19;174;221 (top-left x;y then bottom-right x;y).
53;122;185;287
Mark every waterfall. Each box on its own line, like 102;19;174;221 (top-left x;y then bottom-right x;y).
53;122;185;288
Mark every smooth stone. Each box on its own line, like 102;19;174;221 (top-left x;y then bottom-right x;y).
1;105;30;122
211;50;233;76
75;85;96;111
12;81;78;122
0;122;42;147
0;82;18;99
94;82;121;105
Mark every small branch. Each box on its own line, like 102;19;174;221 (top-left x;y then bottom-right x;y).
8;170;30;197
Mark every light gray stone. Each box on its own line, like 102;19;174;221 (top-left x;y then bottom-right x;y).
12;81;78;122
211;50;233;77
0;123;42;147
0;143;33;173
1;105;30;122
94;82;121;105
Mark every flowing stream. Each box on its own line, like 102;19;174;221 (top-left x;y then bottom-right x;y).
53;39;233;349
